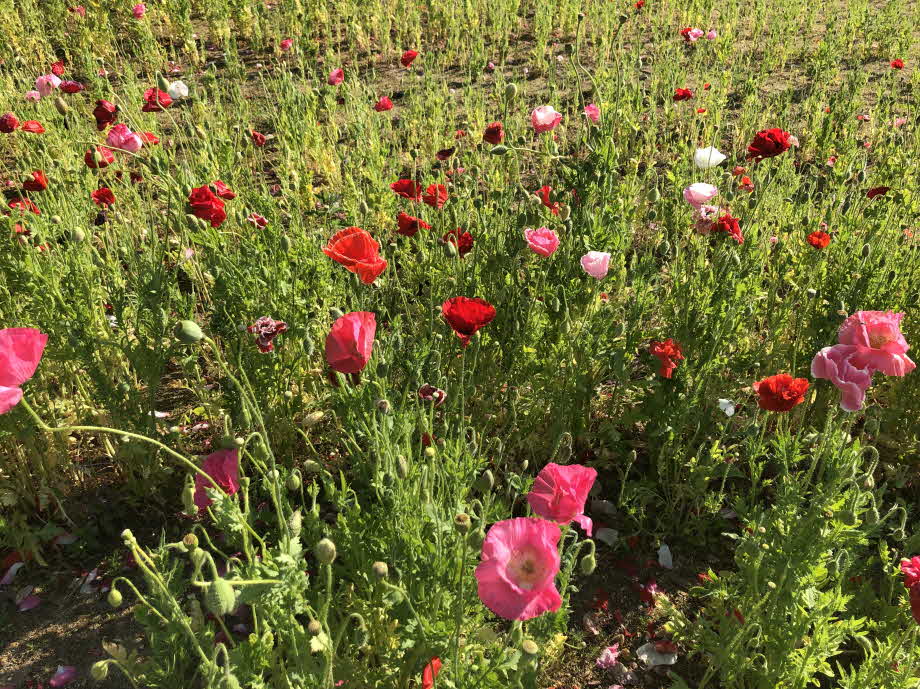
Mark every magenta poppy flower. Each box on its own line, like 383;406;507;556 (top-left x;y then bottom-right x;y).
531;105;562;134
328;68;344;86
193;449;241;510
583;103;600;123
810;344;874;412
837;311;915;377
280;38;294;52
0;328;48;415
106;123;143;153
132;3;146;18
475;517;562;620
527;463;597;534
325;312;376;374
524;227;560;257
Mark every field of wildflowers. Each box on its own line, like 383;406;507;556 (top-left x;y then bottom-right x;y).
1;0;919;687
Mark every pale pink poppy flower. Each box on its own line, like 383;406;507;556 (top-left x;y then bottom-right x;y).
0;327;48;415
684;28;705;42
769;236;778;244
280;38;294;52
788;135;800;147
527;463;597;534
683;182;718;208
524;227;560;257
193;449;241;510
106;123;143;153
531;105;562;134
132;3;145;18
475;517;562;620
328;68;344;86
893;117;908;128
583;103;600;123
837;311;915;376
705;29;718;40
35;74;62;98
581;251;610;279
24;90;41;102
486;61;496;72
811;344;874;412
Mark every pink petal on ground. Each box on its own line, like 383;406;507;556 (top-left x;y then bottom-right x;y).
18;594;42;611
1;562;24;586
50;665;78;687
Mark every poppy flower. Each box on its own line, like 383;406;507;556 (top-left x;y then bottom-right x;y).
527;463;597;534
374;96;393;112
716;213;743;244
390;179;422;201
837;310;915;377
418;384;447;406
673;88;694;101
210;180;236;199
806;231;830;249
22;171;48;192
531;105;562;134
247;316;287;353
106;123;144;153
132;3;146;18
890;59;904;70
250;130;267;147
325;311;376;374
901;557;920;590
20;121;45;134
483;121;504;144
141;132;159;145
8;198;40;215
738;176;754;192
328;68;344;85
811;344;873;412
0;113;19;133
443;228;474;257
649;339;684;378
401;50;419;67
35;74;62;98
93;100;118;130
746;128;792;162
435;147;455;160
187;185;227;227
141;88;172;112
193;449;240;510
580;251;610;279
246;212;267;229
683;182;718;208
753;374;809;412
0;328;48;415
634;0;644;8
442;296;496;346
91;187;116;207
69;5;86;15
85;146;115;168
866;186;890;200
322;226;388;284
60;80;84;94
421;657;441;689
422;183;448;209
583;103;600;123
534;185;560;215
51;61;65;76
396;211;430;237
524;227;560;257
680;27;705;42
279;38;293;52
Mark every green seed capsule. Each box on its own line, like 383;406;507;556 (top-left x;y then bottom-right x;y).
90;661;110;680
329;308;345;320
314;538;337;564
504;83;518;100
489;144;509;155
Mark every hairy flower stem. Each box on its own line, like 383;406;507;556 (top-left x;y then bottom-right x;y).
452;532;469;687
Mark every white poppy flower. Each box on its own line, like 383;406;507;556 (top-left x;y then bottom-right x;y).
694;146;726;169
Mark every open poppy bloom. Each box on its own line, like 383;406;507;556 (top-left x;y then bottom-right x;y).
0;328;48;415
247;316;287;353
93;100;118;130
210;180;236;199
91;187;116;207
8;198;40;215
20;121;45;134
326;311;376;374
483;121;504;144
85;146;115;169
0;113;19;133
422;184;448;209
418;384;447;406
401;50;419;67
534;185;560;215
837;311;915;377
390;179;423;201
746;128;792;162
650;339;684;378
106;123;143;153
442;297;496;346
531;105;562;134
807;231;830;249
22;171;48;192
193;449;240;510
524;227;560;257
753;374;809;411
141;88;172;112
527;463;597;534
374;96;393;112
810;344;874;412
421;658;441;689
715;213;743;244
673;88;694;101
328;68;344;85
396;212;430;237
323;227;388;284
188;185;227;227
475;517;562;620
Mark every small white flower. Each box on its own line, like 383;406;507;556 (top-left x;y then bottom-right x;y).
718;398;735;417
107;314;119;329
167;80;189;99
693;146;726;169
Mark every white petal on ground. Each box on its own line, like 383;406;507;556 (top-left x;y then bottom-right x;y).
637;642;678;667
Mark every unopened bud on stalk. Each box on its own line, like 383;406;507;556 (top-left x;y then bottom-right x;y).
424;447;436;458
303;459;322;474
372;561;389;580
454;513;472;534
181;479;197;515
579;553;597;575
206;578;237;617
329;307;345;320
70;229;86;243
522;639;539;656
54;97;69;115
559;205;571;221
286;472;302;492
280;235;292;252
107;587;123;607
174;320;204;344
221;673;242;689
474;470;494;493
314;538;337;564
289;509;302;537
504;83;518;100
489;144;509;156
182;533;199;549
396;455;409;479
442;239;458;258
308;619;323;635
90;661;110;680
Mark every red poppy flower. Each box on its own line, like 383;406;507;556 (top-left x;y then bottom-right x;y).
746;128;792;162
210;180;236;199
806;231;830;249
443;228;474;257
649;339;683;378
634;0;645;8
8;197;40;215
442;296;496;346
753;374;809;412
715;213;743;244
20;121;45;134
247;316;288;353
890;58;904;70
703;82;711;90
455;129;467;138
435;147;455;160
141;88;172;112
187;185;227;227
93;100;118;130
401;50;419;67
85;146;115;168
732;165;746;176
738;175;754;192
535;185;560;215
418;384;447;407
69;6;86;16
91;187;116;207
60;80;84;94
396;211;430;237
51;60;65;76
250;130;267;147
374;96;393;112
130;171;144;185
22;170;48;192
697;108;707;114
866;186;890;200
422;184;448;209
390;179;422;201
322;227;388;284
141;132;159;145
422;658;442;689
0;113;19;133
673;88;694;101
483;121;504;145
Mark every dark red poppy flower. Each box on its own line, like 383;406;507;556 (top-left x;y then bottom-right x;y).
443;228;474;257
60;80;84;94
535;185;560;215
374;96;393;112
250;130;267;147
418;384;447;407
22;170;48;192
390;179;422;201
93;100;118;130
422;184;448;209
435;147;455;160
0;113;19;133
247;316;288;353
649;339;683;378
85;146;115;168
91;187;116;207
866;186;890;200
806;231;830;249
455;129;467;138
483;121;504;145
401;50;419;67
210;180;236;199
441;296;496;346
51;60;65;76
634;0;645;8
141;88;172;112
130;171;144;185
753;374;808;412
715;213;743;244
396;211;430;237
322;227;388;284
890;58;904;70
187;185;227;227
746;128;792;162
8;197;40;215
141;132;159;145
20;121;45;134
673;88;694;101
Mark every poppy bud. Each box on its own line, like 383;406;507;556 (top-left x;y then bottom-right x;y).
280;235;292;252
206;578;236;616
647;187;661;202
579;553;597;574
372;561;389;580
70;229;86;243
396;455;409;478
289;509;302;536
181;480;197;515
358;199;370;214
454;513;472;534
308;619;323;635
559;205;571;221
156;73;171;92
175;319;204;343
442;239;458;257
856;169;867;183
314;537;337;564
522;639;540;656
183;533;199;549
504;83;518;100
303;459;322;474
618;13;630;23
806;288;817;298
376;399;391;414
474;469;494;492
91;661;110;680
54;97;69;115
286;472;301;492
489;144;509;155
107;587;123;607
424;446;436;458
861;243;871;258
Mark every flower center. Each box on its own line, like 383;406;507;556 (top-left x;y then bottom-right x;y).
508;548;546;590
868;331;892;349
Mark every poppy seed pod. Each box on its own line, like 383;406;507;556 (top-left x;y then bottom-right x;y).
308;619;323;635
372;561;389;580
174;320;204;344
54;97;68;115
314;538;337;564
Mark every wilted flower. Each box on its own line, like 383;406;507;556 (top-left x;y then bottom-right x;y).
396;212;430;237
279;38;294;52
811;345;874;412
24;91;41;102
680;27;705;42
93;100;118;130
716;213;743;244
390;179;423;201
0;113;19;133
250;130;267;146
705;29;718;40
443;228;474;257
580;251;611;279
597;644;621;669
84;146;115;168
210;180;236;199
531;105;562;133
717;399;735;417
418;384;447;406
693;146;726;169
187;185;226;227
247;316;287;353
22;170;48;192
91;187;116;207
20;120;45;134
673;88;694;101
890;58;904;70
483;121;504;144
534;185;560;215
141;88;172;112
60;80;84;93
0;327;48;415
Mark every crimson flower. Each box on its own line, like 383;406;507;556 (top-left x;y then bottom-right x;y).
866;186;890;200
418;384;447;407
442;296;496;346
250;130;267;147
323;227;388;284
188;185;227;227
60;80;84;94
422;183;448;209
401;50;419;67
85;146;115;168
535;185;560;215
753;374;809;412
51;60;65;76
20;121;45;134
0;113;19;133
374;96;393;112
396;212;430;237
716;213;743;244
483;121;504;145
806;231;830;249
141;88;172;112
443;228;474;257
390;179;422;201
890;58;904;70
435;147;454;160
673;88;694;101
247;316;288;353
22;171;48;192
210;180;236;199
746;128;792;162
93;100;118;130
91;187;116;207
649;339;683;378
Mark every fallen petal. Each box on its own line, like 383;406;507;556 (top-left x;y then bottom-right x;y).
18;594;42;611
657;544;673;569
636;641;678;667
50;665;78;687
1;562;24;586
596;527;619;547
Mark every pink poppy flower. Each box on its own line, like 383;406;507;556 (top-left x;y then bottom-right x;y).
527;463;597;534
810;344;874;412
524;227;560;257
328;68;344;86
325;312;376;374
902;556;920;588
0;328;48;415
679;27;705;42
35;74;62;98
837;311;915;377
583;103;600;123
705;29;718;40
475;517;562;620
580;251;611;279
193;449;241;510
106;123;143;153
531;105;562;134
132;3;146;18
683;182;718;208
24;90;41;102
280;38;294;52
